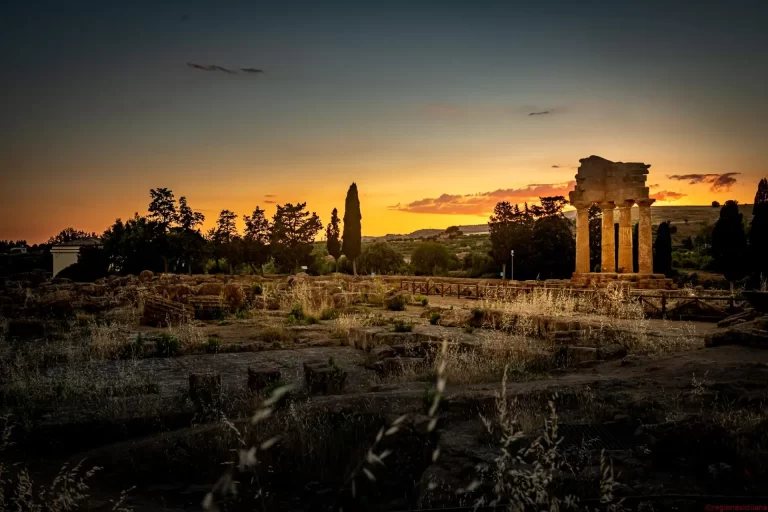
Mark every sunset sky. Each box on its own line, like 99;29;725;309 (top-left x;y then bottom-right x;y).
2;0;767;243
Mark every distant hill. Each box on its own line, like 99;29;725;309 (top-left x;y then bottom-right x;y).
364;205;754;242
363;224;489;241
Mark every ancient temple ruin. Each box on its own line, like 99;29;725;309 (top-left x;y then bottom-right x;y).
569;155;661;285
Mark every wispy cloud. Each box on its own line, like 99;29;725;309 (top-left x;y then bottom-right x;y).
187;62;264;75
667;172;740;191
264;200;276;204
264;194;276;198
390;181;575;216
651;190;687;202
647;183;660;188
551;165;561;168
528;110;551;116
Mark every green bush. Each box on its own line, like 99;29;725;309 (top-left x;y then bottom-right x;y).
393;319;414;332
429;312;441;325
288;304;305;322
413;294;429;306
321;307;341;320
305;315;320;325
252;282;263;295
205;336;220;354
463;324;475;334
385;293;408;311
357;242;406;275
411;242;453;276
155;333;181;357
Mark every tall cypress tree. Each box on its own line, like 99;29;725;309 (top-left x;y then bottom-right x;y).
342;183;362;276
653;221;673;276
749;179;768;285
712;200;748;284
326;208;342;271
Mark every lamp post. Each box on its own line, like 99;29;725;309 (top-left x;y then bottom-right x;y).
510;249;514;281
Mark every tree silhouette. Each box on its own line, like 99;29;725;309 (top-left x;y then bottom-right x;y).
443;226;463;238
243;206;271;275
148;188;177;228
653;221;673;276
47;228;97;246
102;214;165;275
753;179;768;214
711;200;720;208
342;183;362;275
148;188;180;272
712;200;748;283
215;210;239;274
177;196;205;230
271;203;322;273
325;208;342;270
489;202;531;278
172;197;206;274
749;178;768;285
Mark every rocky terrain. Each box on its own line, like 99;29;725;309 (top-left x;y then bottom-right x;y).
1;270;767;511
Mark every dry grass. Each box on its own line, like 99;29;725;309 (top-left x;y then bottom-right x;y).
436;331;553;385
481;285;701;356
282;281;336;318
483;284;644;321
0;415;134;511
469;370;625;512
332;313;362;342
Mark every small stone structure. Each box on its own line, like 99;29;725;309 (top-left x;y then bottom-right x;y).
569;155;672;289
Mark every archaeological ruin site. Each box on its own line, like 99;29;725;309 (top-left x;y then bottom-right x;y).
1;157;767;511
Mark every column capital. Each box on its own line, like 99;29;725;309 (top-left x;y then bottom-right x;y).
619;199;635;209
637;198;656;208
572;201;592;210
597;201;615;210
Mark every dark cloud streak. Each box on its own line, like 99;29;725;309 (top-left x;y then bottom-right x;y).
186;63;264;75
667;172;740;191
528;110;551;116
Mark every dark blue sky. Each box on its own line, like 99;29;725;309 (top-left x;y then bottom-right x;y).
2;0;767;240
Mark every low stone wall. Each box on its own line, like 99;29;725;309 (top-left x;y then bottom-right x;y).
570;272;676;290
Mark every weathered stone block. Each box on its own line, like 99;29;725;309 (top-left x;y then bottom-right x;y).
248;367;282;393
187;295;229;320
141;295;194;327
366;356;425;377
303;359;346;395
564;346;598;365
596;344;628;360
189;373;221;417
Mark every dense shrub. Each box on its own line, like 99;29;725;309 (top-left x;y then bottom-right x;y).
384;293;408;311
357;242;406;275
392;319;414;332
411;242;453;276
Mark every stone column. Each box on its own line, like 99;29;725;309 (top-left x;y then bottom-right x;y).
618;200;634;273
637;198;655;274
574;202;591;274
598;202;616;272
